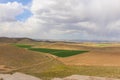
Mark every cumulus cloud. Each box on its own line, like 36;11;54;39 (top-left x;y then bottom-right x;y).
29;0;120;40
1;0;120;40
0;2;24;22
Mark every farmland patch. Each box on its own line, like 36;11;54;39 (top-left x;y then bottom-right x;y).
15;44;88;57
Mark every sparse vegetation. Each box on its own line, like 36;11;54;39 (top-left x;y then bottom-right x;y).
27;65;120;79
14;44;32;48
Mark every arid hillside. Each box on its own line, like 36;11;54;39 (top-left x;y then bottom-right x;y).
0;44;62;74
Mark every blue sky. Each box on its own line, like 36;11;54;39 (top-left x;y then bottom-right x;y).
0;0;32;21
0;0;32;5
16;9;32;21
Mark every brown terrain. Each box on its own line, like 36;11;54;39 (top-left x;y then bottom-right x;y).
1;37;120;67
1;37;120;80
31;41;120;66
30;41;120;66
58;46;120;66
0;43;61;73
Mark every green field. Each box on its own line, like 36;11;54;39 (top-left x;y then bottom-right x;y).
15;44;32;48
15;44;88;57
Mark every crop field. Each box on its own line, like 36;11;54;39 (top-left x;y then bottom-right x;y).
15;44;88;57
15;44;32;48
29;48;88;57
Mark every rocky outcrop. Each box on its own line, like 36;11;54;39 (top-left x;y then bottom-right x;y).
0;72;41;80
1;73;120;80
52;75;120;80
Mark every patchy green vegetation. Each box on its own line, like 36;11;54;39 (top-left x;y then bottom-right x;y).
15;44;32;48
26;65;120;80
96;43;111;47
15;44;88;57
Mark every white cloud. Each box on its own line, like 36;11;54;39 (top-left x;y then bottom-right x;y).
0;2;24;22
1;0;120;40
0;2;34;38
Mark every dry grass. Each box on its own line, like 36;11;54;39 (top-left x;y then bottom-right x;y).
32;42;120;49
0;44;62;73
58;46;120;66
29;65;120;79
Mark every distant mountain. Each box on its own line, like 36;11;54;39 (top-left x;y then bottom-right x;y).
0;37;119;43
0;37;36;43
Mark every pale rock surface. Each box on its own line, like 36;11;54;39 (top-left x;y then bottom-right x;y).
0;72;41;80
1;73;120;80
52;75;120;80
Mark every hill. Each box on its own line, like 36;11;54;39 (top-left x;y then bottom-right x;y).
0;44;62;79
0;37;36;43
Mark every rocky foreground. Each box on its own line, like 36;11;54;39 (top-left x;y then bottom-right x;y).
0;72;41;80
0;72;120;80
53;75;120;80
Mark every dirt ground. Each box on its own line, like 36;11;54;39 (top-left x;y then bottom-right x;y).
0;43;61;74
58;46;120;66
0;65;13;72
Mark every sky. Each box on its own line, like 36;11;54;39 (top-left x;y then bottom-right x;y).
0;0;120;41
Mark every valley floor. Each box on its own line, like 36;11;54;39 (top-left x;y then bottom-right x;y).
1;42;120;80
